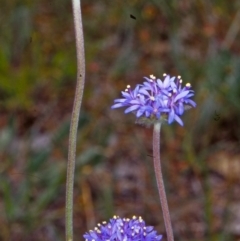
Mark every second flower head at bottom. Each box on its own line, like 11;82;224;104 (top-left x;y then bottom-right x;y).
84;215;163;241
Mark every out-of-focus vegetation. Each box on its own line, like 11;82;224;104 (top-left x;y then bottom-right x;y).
1;0;240;240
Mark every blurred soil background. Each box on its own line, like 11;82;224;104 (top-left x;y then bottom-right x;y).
1;0;240;240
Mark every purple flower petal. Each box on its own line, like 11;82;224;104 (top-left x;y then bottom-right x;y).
156;111;161;119
133;85;140;96
186;93;194;98
174;114;184;126
174;90;189;102
178;102;184;115
124;105;140;113
185;99;197;107
111;103;126;109
114;98;128;103
143;82;152;89
163;75;170;88
168;109;175;124
136;108;145;117
129;100;141;104
157;79;163;88
121;91;131;98
139;88;149;95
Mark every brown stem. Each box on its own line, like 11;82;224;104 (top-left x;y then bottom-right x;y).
153;123;174;241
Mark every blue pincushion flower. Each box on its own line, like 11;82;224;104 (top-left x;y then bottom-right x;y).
111;74;196;126
83;215;162;241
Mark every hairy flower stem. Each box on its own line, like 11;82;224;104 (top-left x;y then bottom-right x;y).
153;123;174;241
66;0;85;241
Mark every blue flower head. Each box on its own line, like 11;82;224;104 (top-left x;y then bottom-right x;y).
111;74;196;126
83;215;162;241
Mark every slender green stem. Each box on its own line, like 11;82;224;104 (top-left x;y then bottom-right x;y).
66;0;85;240
153;123;174;241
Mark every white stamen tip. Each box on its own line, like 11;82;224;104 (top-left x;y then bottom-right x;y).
186;83;191;87
127;85;131;88
150;74;156;79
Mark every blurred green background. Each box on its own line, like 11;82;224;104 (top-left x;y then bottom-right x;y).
1;0;240;240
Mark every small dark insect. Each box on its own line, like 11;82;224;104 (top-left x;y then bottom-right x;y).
130;14;136;20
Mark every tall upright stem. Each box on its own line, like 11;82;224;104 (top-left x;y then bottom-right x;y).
153;123;174;241
66;0;85;241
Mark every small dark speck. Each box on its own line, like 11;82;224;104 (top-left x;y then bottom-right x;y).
147;154;153;158
213;111;220;121
130;14;136;20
